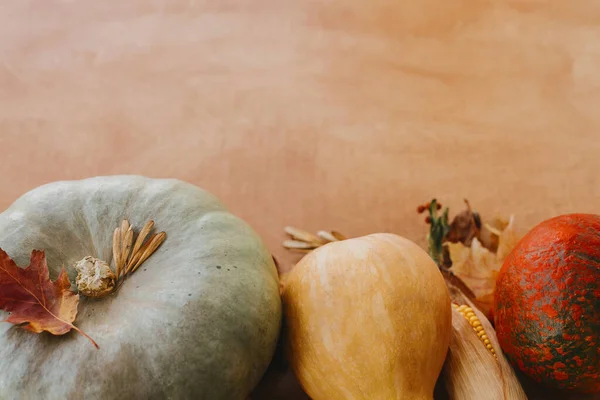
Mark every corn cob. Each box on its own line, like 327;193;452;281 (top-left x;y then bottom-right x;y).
452;303;497;358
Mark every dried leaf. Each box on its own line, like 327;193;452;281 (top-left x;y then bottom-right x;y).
316;231;339;243
330;231;347;241
0;249;98;348
495;216;520;260
282;227;347;256
284;227;325;246
283;240;317;250
446;215;520;318
446;200;481;246
478;217;509;252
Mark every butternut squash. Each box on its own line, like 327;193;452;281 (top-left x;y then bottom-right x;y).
282;233;451;399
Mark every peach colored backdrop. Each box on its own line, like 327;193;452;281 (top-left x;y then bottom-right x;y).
1;1;599;398
2;1;599;271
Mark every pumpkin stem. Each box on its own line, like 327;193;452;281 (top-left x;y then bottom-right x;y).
74;256;116;298
74;220;166;298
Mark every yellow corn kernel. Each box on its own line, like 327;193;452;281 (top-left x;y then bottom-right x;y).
452;303;497;359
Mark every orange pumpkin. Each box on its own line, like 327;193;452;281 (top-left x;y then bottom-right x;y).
282;233;452;399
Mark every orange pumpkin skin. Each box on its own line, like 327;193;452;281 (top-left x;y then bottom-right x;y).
494;214;600;394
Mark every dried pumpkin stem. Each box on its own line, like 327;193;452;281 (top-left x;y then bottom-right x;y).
76;219;166;298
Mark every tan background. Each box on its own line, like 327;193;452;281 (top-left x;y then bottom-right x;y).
2;1;600;270
1;0;599;398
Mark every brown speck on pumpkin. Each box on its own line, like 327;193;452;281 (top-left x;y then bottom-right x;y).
216;265;221;269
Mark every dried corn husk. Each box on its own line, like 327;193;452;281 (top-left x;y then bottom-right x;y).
443;297;527;400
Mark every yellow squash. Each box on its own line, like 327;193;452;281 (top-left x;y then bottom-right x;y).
282;233;452;399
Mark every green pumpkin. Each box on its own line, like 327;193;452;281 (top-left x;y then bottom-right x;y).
0;175;281;399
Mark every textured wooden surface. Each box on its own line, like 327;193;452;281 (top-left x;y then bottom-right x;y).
1;1;600;398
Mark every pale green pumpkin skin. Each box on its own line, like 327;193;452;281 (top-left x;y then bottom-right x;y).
0;175;281;400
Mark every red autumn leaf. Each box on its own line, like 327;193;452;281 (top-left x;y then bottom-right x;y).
0;248;98;348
